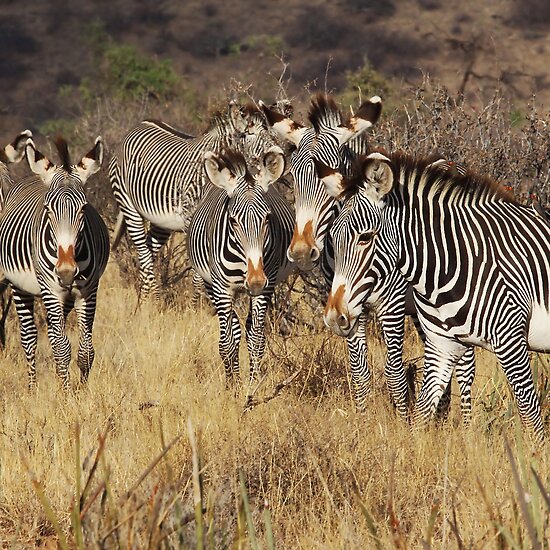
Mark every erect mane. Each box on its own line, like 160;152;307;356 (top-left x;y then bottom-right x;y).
218;148;251;182
340;149;516;203
308;94;343;132
391;151;515;202
53;136;71;171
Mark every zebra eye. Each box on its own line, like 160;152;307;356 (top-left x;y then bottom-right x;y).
357;232;374;245
229;216;238;229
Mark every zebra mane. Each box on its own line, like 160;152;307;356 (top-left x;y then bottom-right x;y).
308;94;343;132
341;150;516;203
53;137;71;171
218;148;252;183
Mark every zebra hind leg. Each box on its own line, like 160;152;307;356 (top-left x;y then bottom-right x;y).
494;336;544;444
413;337;464;431
455;347;476;426
12;290;38;390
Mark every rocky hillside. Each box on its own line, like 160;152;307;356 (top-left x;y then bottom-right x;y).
1;0;549;143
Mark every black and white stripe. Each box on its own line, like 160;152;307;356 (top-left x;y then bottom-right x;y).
0;137;109;390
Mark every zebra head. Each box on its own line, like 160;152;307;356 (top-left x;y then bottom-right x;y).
26;136;103;288
259;99;329;270
316;152;397;337
204;146;285;296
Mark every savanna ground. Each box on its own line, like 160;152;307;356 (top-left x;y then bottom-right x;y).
0;254;549;549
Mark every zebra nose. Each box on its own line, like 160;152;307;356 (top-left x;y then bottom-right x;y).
337;314;350;330
56;265;77;287
244;276;267;296
310;245;320;262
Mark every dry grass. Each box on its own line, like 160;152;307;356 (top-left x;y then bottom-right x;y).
0;261;549;548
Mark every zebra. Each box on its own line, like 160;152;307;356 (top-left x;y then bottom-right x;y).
0;130;33;208
187;147;294;392
109;102;272;300
318;149;550;441
259;95;425;417
0;136;109;390
304;96;477;423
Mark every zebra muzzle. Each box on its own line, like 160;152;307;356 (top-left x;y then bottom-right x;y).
55;244;78;287
245;258;267;296
287;221;320;270
324;284;355;337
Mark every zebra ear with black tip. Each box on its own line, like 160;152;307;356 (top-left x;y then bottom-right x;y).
75;136;104;184
258;100;307;147
204;151;238;197
313;158;345;198
361;152;394;202
336;95;382;146
4;130;32;164
256;146;285;191
25;138;56;186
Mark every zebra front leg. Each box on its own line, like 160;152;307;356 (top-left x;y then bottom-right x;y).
12;290;38;390
43;295;72;391
245;292;272;393
413;336;466;430
191;270;205;310
213;291;241;387
74;291;98;385
494;336;544;444
346;314;371;412
377;308;409;419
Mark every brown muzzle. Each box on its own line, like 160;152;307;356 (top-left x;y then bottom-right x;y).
245;257;267;296
55;244;77;287
324;284;353;337
287;220;320;270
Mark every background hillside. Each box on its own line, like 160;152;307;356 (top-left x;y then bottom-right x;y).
1;0;550;144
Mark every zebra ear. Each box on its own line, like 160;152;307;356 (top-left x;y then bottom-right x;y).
313;158;345;198
361;152;394;202
258;100;307;147
204;152;238;196
75;136;104;183
25;138;56;185
228;100;247;133
336;95;382;146
3;129;32;164
256;146;285;191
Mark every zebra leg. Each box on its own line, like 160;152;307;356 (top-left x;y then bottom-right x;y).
410;310;453;422
213;291;241;386
74;291;98;384
43;295;71;391
494;336;544;443
413;336;466;429
455;347;476;426
147;224;172;297
191;270;204;310
346;314;371;412
377;307;409;419
117;206;157;301
245;292;271;387
12;290;38;390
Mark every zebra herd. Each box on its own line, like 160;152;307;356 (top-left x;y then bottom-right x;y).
0;93;548;442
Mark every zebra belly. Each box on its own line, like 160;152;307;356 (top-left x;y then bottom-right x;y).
140;209;187;231
4;268;41;295
528;303;550;351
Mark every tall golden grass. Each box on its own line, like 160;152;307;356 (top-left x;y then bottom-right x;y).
0;260;548;548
